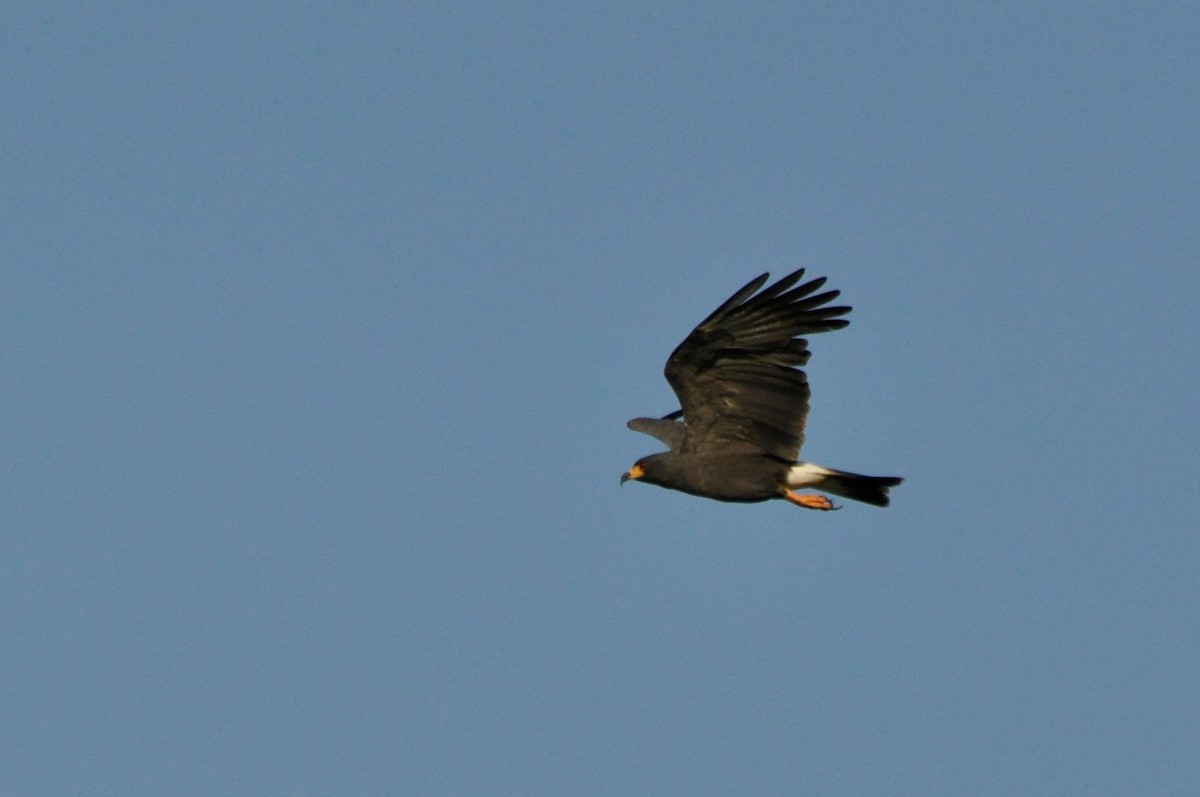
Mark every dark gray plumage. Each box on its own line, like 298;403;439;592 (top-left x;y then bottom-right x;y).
622;269;902;510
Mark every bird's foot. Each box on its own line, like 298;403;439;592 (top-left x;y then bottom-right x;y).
784;491;840;511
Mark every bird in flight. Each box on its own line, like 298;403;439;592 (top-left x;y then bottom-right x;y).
622;269;902;511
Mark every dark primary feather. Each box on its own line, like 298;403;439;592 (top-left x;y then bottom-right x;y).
664;269;850;462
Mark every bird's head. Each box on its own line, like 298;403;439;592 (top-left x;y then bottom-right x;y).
620;454;671;487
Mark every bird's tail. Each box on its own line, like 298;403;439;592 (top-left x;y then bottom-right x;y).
786;462;903;507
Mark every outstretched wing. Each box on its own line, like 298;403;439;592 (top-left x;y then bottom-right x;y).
627;410;686;451
665;269;850;461
626;416;686;450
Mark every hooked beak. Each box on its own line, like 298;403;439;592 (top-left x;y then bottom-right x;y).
621;463;645;486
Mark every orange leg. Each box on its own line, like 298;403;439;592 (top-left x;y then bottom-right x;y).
784;491;839;511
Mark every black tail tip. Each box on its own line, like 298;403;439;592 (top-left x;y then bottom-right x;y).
830;475;903;507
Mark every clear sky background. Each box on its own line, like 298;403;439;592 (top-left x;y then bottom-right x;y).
3;2;1198;795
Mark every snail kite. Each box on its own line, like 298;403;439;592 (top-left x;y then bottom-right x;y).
622;269;902;510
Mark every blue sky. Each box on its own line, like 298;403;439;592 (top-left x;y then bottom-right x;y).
3;2;1198;794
